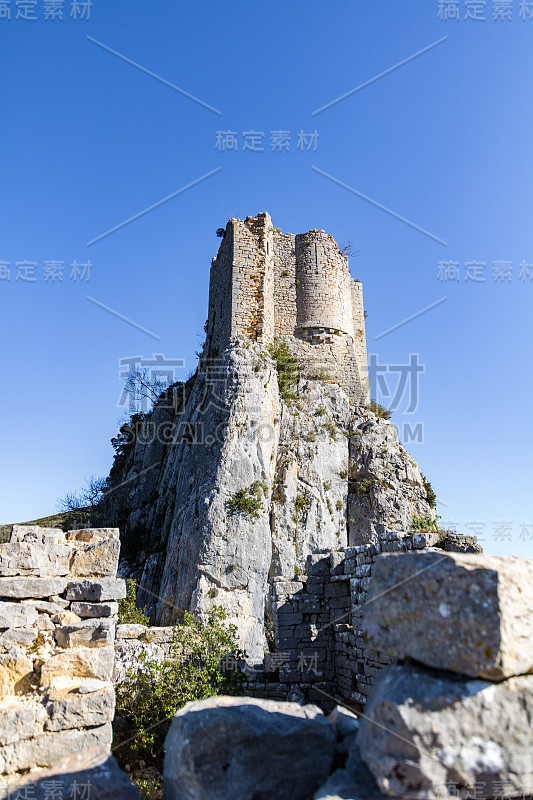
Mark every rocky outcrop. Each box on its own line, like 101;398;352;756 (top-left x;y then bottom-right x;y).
0;526;126;792
108;341;433;659
363;551;533;680
163;695;337;800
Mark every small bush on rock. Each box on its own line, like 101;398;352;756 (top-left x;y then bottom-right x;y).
368;399;392;420
118;579;150;626
268;339;299;402
228;485;264;520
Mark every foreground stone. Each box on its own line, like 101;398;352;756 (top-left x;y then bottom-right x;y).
1;746;139;800
164;696;336;800
363;551;533;679
358;663;533;799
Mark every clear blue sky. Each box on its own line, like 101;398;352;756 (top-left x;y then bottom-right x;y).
1;0;532;557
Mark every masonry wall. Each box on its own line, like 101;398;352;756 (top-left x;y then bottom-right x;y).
206;213;370;405
0;526;125;790
244;531;481;709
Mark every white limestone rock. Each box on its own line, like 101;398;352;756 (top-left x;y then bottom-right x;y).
70;601;118;618
54;619;115;649
358;663;533;800
363;551;533;680
0;578;67;600
65;578;126;602
0;602;37;630
0;544;71;578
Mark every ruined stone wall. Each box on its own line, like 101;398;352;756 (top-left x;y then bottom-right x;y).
206;213;369;404
244;531;481;709
0;526;125;790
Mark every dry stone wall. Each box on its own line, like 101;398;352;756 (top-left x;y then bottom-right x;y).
0;526;125;792
244;530;482;709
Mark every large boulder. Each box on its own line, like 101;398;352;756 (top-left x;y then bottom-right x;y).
358;663;533;799
363;551;533;680
163;695;336;800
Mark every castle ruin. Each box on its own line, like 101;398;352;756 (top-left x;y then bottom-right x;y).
206;212;369;404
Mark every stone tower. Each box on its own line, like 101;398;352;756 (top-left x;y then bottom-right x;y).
206;212;369;404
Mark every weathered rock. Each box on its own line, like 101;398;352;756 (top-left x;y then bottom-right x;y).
69;538;121;578
163;695;336;800
54;619;115;649
314;740;401;799
0;577;67;600
3;747;140;800
0;653;34;695
78;678;109;694
0;543;71;578
0;724;112;775
44;686;115;731
10;527;65;546
444;533;483;553
107;343;433;656
0;697;45;747
348;417;434;545
328;705;359;740
65;578;126;602
20;599;69;616
40;646;115;689
358;663;533;800
0;602;37;630
113;639;165;683
363;551;533;679
51;611;82;625
70;601;118;618
68;528;120;542
0;628;38;648
115;623;148;639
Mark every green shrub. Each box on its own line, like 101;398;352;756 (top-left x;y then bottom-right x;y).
118;579;150;626
357;478;372;494
315;406;326;416
324;421;337;440
228;485;264;520
368;399;392;420
336;500;344;511
216;227;225;237
422;476;436;509
295;492;310;516
115;607;245;773
411;514;438;531
339;470;347;480
268;339;299;402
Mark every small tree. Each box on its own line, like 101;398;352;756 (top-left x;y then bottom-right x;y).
118;579;150;626
114;607;245;772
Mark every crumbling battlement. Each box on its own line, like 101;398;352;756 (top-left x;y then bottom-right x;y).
0;526;125;792
206;213;369;404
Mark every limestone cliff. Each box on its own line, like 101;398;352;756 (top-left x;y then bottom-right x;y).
107;340;433;660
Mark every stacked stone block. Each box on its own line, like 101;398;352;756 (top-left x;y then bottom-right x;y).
0;525;125;790
358;551;533;799
259;530;481;709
